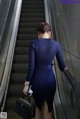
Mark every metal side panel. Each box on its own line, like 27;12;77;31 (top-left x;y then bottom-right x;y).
0;0;22;111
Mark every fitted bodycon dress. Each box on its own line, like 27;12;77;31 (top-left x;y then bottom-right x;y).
26;38;65;112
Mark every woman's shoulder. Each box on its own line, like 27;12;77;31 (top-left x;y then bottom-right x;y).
29;39;38;48
30;39;38;44
50;40;62;51
50;39;59;45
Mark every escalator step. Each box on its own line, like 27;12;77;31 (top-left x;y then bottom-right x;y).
21;8;44;13
18;28;36;34
15;47;29;54
6;110;22;119
6;109;34;119
14;55;28;63
22;5;44;9
20;17;44;23
10;73;27;83
19;22;44;28
21;13;44;17
16;40;32;47
17;34;37;40
5;98;18;109
22;2;44;4
23;0;44;5
12;63;28;73
8;84;23;97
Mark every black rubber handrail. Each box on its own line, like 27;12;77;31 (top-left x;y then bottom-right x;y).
63;70;80;106
63;70;75;90
0;0;12;53
63;70;80;119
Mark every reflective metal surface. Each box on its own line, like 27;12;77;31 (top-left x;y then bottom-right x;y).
46;0;80;118
51;1;80;81
0;0;17;84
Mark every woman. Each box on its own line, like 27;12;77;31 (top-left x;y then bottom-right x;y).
23;22;67;119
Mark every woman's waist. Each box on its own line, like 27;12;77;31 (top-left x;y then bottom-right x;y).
35;65;53;69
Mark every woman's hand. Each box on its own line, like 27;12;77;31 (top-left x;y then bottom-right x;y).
23;81;30;95
64;67;68;71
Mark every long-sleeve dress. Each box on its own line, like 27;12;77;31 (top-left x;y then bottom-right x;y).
26;38;65;112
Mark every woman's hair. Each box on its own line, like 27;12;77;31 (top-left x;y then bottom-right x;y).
37;22;51;34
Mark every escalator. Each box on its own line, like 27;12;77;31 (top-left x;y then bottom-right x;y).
4;0;45;118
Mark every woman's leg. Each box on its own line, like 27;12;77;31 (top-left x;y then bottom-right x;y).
44;101;53;119
35;107;42;119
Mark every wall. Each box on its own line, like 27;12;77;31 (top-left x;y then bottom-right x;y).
52;1;80;82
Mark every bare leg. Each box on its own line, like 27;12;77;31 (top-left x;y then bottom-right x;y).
35;107;42;119
44;101;53;119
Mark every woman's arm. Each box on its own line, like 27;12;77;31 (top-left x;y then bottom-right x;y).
26;42;35;83
23;42;35;95
56;42;68;71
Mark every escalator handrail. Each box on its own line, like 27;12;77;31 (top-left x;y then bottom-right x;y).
48;0;79;97
63;70;75;90
63;70;80;106
0;0;22;111
0;0;2;6
0;0;12;43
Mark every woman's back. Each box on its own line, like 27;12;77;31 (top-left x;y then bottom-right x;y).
32;38;57;68
31;38;65;71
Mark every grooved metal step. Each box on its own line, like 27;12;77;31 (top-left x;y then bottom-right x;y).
5;97;17;109
6;110;22;119
22;1;44;4
8;84;23;97
22;8;44;13
10;73;27;83
7;110;34;119
21;13;44;17
19;28;36;34
16;40;32;47
15;47;29;54
12;63;28;73
17;34;37;40
20;17;44;23
22;5;44;9
19;22;44;27
14;55;28;63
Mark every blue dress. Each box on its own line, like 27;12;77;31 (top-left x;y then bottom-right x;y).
26;38;65;112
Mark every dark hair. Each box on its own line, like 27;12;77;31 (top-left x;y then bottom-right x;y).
37;22;51;34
